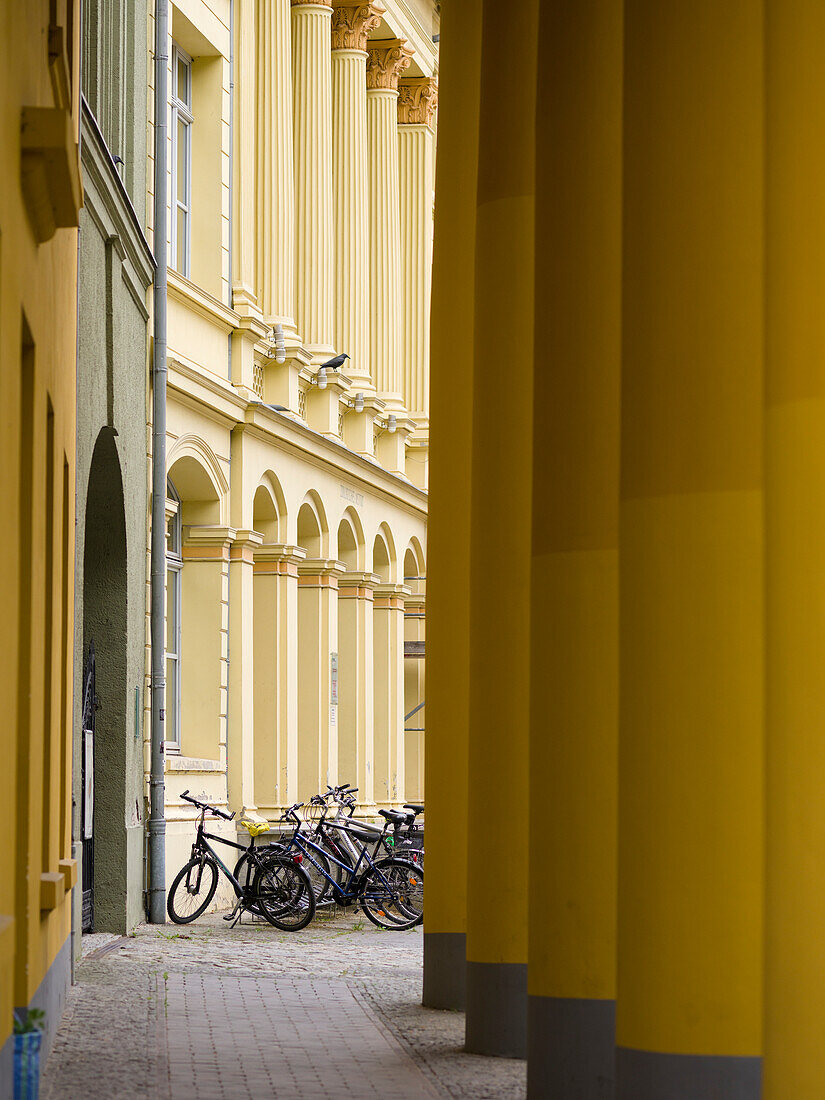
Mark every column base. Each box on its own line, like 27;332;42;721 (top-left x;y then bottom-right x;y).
527;995;615;1098
616;1046;761;1099
466;960;527;1058
423;931;466;1010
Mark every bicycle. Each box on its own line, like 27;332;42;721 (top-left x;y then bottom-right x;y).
275;800;424;930
167;790;316;931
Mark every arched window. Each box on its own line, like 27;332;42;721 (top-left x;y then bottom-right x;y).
166;478;182;748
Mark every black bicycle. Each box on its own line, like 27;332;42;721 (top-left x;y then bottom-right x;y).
167;790;316;931
275;801;424;930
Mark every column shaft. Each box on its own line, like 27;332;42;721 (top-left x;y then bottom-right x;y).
233;0;258;310
423;0;481;1013
617;2;764;1093
292;0;335;355
228;531;262;813
763;3;825;1095
527;3;621;1094
297;560;341;798
337;573;376;805
257;0;297;331
398;78;437;422
465;0;537;1060
367;39;412;410
373;584;406;809
331;2;381;389
253;546;304;816
403;589;425;802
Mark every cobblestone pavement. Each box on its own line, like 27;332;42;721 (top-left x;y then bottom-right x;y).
41;910;526;1099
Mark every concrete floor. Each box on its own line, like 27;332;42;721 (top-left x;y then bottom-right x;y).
41;910;526;1099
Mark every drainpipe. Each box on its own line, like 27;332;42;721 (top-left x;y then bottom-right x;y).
149;0;169;924
227;0;235;378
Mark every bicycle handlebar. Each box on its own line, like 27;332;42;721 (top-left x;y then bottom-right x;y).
180;789;235;821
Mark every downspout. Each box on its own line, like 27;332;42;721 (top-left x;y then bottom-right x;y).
149;0;169;923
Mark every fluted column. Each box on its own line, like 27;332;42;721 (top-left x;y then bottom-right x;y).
398;78;437;423
233;0;259;313
367;38;413;411
292;0;335;356
257;0;297;333
331;2;383;390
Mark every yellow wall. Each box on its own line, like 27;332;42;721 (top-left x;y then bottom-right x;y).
0;0;81;1044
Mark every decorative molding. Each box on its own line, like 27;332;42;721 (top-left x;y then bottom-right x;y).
398;77;438;125
291;0;332;6
366;38;414;90
331;1;385;51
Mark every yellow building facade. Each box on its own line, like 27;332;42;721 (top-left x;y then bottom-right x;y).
0;0;82;1076
145;0;436;894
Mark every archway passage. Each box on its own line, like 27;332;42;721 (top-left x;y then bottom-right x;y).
82;429;128;932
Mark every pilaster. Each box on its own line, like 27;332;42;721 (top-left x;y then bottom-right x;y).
227;530;263;814
297;558;345;797
337;571;378;807
373;581;409;809
253;544;307;815
292;0;335;356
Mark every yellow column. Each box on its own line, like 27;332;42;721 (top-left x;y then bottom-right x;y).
336;571;376;805
366;38;412;412
331;2;382;391
257;0;297;335
228;530;263;814
464;0;536;1059
372;582;407;809
763;4;825;1095
297;559;342;798
397;78;437;424
403;584;425;803
233;0;259;314
253;544;306;817
423;0;481;1012
291;0;335;356
527;2;621;1092
617;2;763;1093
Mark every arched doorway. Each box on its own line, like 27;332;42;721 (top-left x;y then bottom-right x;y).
82;429;127;931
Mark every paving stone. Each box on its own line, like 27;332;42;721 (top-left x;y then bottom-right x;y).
41;911;526;1099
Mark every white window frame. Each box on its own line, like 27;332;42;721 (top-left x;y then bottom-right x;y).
166;481;183;750
171;43;193;277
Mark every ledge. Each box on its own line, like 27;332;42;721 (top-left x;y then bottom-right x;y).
58;858;77;890
165;755;225;773
40;872;66;912
21;106;82;243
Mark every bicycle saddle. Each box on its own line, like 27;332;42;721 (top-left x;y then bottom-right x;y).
379;809;411;824
403;804;424;814
239;819;270;837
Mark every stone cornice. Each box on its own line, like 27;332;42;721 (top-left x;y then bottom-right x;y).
366;38;414;90
331;1;385;51
291;0;332;7
397;77;438;125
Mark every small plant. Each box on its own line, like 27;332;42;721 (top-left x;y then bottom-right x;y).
13;1009;45;1035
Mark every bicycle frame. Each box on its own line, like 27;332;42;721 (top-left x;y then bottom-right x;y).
191;813;261;899
279;817;399;902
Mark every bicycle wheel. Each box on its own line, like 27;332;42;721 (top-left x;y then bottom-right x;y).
167;856;219;923
253;855;316;931
359;858;423;931
302;844;333;903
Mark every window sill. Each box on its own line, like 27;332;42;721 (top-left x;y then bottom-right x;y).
165;755;225;774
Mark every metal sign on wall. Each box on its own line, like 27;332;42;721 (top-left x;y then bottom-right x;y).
330;652;338;705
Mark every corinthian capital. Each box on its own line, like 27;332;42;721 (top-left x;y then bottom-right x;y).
331;1;385;51
291;0;333;7
397;77;438;125
366;38;414;90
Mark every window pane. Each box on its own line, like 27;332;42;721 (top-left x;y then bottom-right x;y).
166;568;178;652
176;206;188;274
177;55;189;107
166;656;179;743
176;117;188;204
